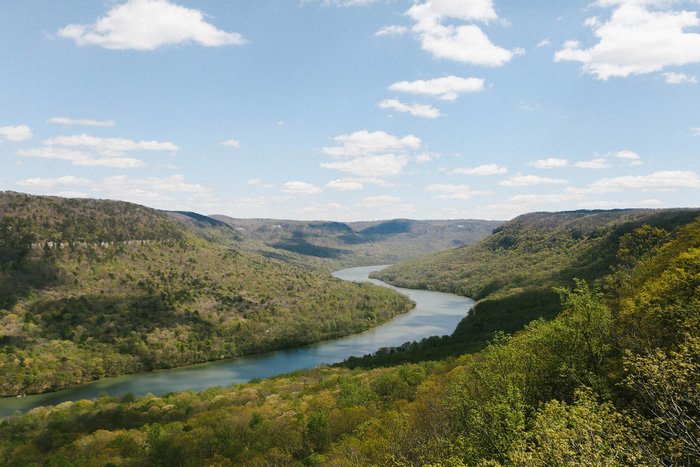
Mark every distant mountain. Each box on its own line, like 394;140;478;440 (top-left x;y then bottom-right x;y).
374;208;700;354
0;191;413;396
210;215;503;269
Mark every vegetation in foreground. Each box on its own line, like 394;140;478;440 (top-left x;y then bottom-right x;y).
0;192;413;396
1;214;700;465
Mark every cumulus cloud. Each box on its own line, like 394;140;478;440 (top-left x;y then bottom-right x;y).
16;174;211;207
58;0;246;50
378;99;443;118
44;134;179;153
18;147;147;168
426;184;490;199
575;158;611;169
451;163;507;175
530;158;570;169
573;170;700;193
281;181;322;195
48;117;115;127
326;177;398;191
555;1;700;79
221;139;241;148
322;154;409;177
388;76;485;100
325;179;365;191
406;0;516;66
499;174;568;186
664;71;698;84
356;195;416;214
17;175;92;189
0;125;33;142
376;25;409;36
322;130;421;158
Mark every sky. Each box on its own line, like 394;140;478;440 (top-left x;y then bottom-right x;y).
1;0;699;221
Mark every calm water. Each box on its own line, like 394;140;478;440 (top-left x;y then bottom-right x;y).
0;265;473;418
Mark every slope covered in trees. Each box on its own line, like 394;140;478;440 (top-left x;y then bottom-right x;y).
2;216;700;465
373;208;700;353
209;215;502;270
0;192;413;396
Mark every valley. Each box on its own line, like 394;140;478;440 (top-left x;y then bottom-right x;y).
2;192;700;465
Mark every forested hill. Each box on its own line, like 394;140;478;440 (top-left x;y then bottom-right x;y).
208;215;502;269
0;191;413;396
374;208;700;353
4;211;700;465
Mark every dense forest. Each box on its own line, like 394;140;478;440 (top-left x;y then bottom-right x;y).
372;208;700;356
206;215;501;271
0;192;413;396
2;210;700;465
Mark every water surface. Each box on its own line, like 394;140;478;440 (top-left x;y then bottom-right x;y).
0;265;473;418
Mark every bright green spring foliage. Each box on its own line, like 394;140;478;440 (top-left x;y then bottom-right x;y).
2;214;700;465
0;192;414;396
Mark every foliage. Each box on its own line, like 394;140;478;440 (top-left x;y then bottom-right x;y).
3;203;700;465
0;192;413;396
375;208;700;353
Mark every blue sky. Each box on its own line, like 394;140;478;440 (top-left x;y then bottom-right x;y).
1;0;699;221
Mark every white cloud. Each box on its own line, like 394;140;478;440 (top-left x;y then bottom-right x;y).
451;163;507;175
17;175;92;189
499;174;568;186
555;1;700;79
44;134;179;152
18;174;213;208
322;130;421;158
318;0;379;6
664;71;698;84
281;181;322;195
0;125;33;142
405;0;515;66
378;99;443;118
411;18;515;66
536;39;551;48
321;154;409;177
376;25;409;36
388;76;485;100
611;150;641;160
406;0;499;24
530;158;570;169
48;117;115;127
58;0;246;50
356;195;417;214
415;152;440;163
325;177;397;191
693;127;700;136
574;158;611;169
221;139;241;148
18;147;147;168
326;179;364;191
574;170;700;193
425;184;490;199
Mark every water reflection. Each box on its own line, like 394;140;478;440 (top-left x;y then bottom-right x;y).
0;265;473;418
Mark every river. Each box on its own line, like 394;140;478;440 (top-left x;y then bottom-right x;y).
0;265;474;419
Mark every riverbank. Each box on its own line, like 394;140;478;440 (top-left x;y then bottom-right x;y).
1;265;474;419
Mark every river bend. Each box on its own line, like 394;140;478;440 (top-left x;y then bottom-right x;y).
0;265;474;418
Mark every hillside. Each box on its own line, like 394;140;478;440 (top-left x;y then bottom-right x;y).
209;215;502;270
373;208;700;354
0;192;413;396
3;216;700;465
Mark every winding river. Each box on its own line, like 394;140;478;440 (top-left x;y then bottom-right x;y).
0;265;474;419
